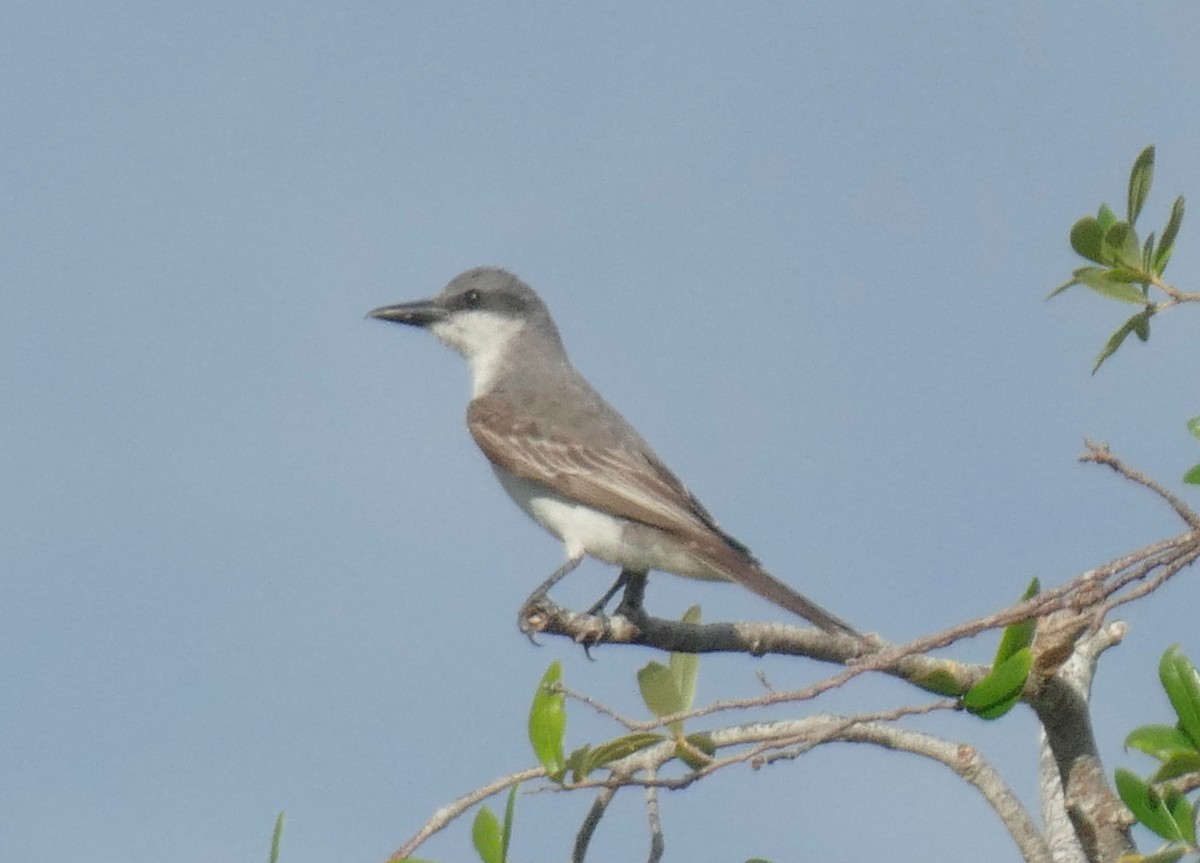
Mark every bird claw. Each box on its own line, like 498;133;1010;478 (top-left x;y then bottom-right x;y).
518;592;551;642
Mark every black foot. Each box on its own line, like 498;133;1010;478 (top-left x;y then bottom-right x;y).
613;571;648;622
586;570;631;616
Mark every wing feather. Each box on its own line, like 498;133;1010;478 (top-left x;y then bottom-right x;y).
467;395;723;541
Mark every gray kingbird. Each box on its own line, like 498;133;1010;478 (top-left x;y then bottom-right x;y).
368;267;857;635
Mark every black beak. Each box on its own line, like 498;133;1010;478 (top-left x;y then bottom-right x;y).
366;298;447;327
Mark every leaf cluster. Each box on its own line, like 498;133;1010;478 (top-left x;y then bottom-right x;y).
1117;647;1200;862
1049;145;1186;372
525;607;716;786
962;578;1039;719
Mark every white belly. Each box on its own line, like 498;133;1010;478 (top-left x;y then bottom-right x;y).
491;465;721;579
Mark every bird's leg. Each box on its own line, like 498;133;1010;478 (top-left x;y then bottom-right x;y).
586;569;631;616
578;569;648;659
526;553;584;602
586;569;648;619
613;570;648;621
519;554;585;641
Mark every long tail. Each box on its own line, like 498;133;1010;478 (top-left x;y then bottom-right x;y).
704;542;859;635
732;563;859;635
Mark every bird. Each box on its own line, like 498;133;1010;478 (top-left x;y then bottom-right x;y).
368;267;857;635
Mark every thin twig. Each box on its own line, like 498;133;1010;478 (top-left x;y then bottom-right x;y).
557;683;642;729
644;766;664;863
756;699;960;764
755;669;775;692
1102;546;1200;614
552;701;960;792
1080;439;1200;529
386;766;545;862
1149;274;1200;305
551;708;1046;863
836;723;1053;863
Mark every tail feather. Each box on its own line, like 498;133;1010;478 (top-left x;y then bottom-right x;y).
732;564;859;636
702;541;858;635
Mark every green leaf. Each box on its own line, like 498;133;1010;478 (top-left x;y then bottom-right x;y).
1104;222;1144;270
269;812;285;863
1114;768;1184;842
910;667;968;697
677;731;717;771
1093;309;1155;374
564;745;591;783
994;578;1039;666
1154;195;1185;274
963;647;1033;719
500;783;518;863
472;805;503;863
638;661;685;734
1070;217;1106;263
583;733;667;775
1142;231;1157;271
1102;267;1152;285
1125;724;1198;762
1131;310;1152;341
528;661;566;777
1183;465;1200;486
1120;846;1189;863
1187;417;1200;440
1170;791;1196;846
1092;326;1130;374
1128;146;1155;225
1075;266;1150;305
1153;751;1200;782
669;606;702;716
1160;647;1200;749
1047;275;1082;300
685;731;716;754
1098;202;1118;231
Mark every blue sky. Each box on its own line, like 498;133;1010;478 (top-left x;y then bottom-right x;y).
4;3;1200;861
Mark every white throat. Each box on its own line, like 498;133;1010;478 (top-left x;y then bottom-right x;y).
429;310;526;397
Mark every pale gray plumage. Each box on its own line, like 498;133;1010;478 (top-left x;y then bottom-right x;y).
368;267;857;635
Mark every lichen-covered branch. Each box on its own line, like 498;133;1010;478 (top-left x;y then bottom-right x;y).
1031;622;1132;863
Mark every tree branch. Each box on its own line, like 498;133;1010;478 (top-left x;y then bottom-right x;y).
573;784;616;863
1031;622;1133;863
834;722;1053;863
394;444;1200;863
1080;439;1200;530
386;766;545;862
1148;273;1200;307
643;766;664;863
551;705;1046;863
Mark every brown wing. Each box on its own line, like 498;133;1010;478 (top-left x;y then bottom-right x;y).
467;395;859;635
467;394;723;541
